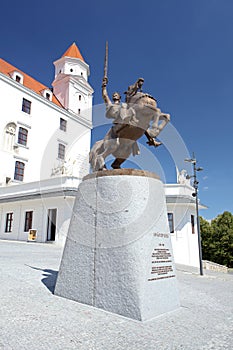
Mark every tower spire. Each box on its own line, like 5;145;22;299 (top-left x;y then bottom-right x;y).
62;43;84;61
53;42;93;117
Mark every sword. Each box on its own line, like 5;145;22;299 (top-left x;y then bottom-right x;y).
103;41;108;81
102;41;111;104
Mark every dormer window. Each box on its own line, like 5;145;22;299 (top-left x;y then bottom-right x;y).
41;89;52;101
10;71;24;84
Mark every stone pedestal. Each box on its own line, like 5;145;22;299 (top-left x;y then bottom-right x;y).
55;169;180;321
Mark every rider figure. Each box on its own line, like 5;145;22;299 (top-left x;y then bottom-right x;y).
124;78;144;102
102;77;138;138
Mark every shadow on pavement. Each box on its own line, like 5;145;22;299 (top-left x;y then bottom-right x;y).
25;265;58;293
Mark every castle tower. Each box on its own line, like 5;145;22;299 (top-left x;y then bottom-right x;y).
52;43;93;122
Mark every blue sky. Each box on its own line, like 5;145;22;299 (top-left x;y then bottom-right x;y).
1;0;233;219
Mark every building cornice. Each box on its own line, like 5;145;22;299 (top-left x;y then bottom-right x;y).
52;73;94;94
0;189;78;203
164;183;194;190
166;195;207;209
0;176;81;203
0;175;207;210
70;76;94;93
53;56;90;75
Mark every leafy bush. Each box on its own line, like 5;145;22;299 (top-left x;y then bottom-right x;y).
200;211;233;268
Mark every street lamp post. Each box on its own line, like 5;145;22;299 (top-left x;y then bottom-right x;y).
185;153;204;276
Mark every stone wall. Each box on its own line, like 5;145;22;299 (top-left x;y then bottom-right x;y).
203;260;228;273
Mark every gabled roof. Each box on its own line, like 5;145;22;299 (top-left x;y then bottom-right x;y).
0;58;63;108
62;42;84;62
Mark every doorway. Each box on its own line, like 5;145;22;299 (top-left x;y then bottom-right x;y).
47;209;57;241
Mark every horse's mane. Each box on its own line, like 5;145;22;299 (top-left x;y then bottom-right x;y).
127;92;157;104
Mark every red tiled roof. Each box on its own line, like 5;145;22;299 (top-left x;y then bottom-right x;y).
0;58;63;108
62;42;84;61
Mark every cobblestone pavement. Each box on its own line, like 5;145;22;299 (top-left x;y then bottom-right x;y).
0;240;232;350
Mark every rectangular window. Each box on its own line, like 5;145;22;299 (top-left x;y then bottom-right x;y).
24;211;33;232
168;213;174;233
58;143;65;160
191;215;195;234
22;98;31;114
18;127;28;146
47;208;57;241
14;161;25;181
5;213;13;233
60;118;67;132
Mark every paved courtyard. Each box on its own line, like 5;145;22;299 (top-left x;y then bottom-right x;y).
0;240;232;350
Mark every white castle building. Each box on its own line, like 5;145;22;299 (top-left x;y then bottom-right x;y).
0;43;206;267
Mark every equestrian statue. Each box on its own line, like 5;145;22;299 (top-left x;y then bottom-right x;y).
89;43;170;172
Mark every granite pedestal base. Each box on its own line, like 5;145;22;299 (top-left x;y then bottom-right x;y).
55;169;180;321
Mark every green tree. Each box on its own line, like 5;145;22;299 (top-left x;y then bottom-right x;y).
200;216;214;261
211;211;233;268
200;212;233;267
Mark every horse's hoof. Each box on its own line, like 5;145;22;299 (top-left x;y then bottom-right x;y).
112;166;121;169
111;163;121;169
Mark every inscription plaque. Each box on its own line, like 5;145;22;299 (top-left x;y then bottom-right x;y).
148;233;175;281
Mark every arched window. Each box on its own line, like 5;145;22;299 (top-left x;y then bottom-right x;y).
4;123;16;151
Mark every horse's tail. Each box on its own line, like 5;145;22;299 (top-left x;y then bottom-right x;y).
89;140;105;170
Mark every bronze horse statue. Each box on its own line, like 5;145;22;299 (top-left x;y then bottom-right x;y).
89;77;170;172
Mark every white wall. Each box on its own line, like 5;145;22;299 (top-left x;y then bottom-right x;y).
0;195;75;245
167;204;199;267
0;74;91;185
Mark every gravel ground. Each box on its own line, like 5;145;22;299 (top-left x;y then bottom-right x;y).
0;240;232;350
